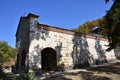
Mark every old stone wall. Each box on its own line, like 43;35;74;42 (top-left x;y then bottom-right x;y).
15;13;117;72
15;17;30;71
28;16;116;70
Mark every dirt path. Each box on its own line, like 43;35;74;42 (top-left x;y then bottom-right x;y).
44;63;120;80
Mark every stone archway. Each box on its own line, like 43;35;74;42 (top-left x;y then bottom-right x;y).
41;48;57;71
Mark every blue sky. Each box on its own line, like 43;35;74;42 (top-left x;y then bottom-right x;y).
0;0;113;48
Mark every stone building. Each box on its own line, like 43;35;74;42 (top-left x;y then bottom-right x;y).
14;13;117;72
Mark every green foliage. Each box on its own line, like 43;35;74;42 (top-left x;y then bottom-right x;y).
105;0;110;3
74;17;106;36
16;72;37;80
73;0;120;51
78;25;90;33
0;41;15;64
72;28;79;32
105;0;120;51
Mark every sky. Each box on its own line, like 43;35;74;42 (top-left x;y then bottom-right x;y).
0;0;113;48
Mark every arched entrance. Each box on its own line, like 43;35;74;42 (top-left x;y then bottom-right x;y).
41;48;57;71
21;50;26;70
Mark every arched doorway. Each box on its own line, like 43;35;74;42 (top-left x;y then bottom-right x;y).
21;50;26;70
15;53;19;69
41;48;57;71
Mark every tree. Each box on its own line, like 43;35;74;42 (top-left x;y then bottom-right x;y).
105;0;110;3
74;17;106;36
72;0;120;51
0;41;15;64
105;0;120;51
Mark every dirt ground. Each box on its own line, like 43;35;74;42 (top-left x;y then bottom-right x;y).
44;63;120;80
3;63;120;80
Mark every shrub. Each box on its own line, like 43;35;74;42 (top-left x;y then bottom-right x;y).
16;72;37;80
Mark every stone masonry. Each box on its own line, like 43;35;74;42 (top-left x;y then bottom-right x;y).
14;13;117;72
